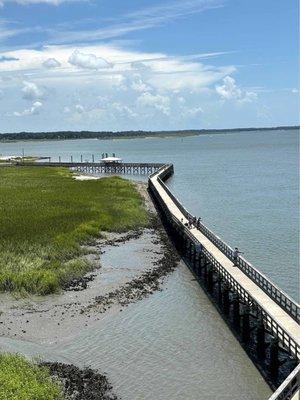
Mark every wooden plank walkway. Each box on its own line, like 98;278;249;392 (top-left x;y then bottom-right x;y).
150;168;300;359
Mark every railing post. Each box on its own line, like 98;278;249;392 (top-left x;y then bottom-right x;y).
81;154;83;163
59;156;61;163
92;154;95;163
71;155;73;163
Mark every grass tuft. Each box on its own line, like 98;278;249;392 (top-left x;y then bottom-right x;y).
0;353;63;400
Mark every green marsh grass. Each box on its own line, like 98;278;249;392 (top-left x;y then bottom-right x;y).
0;353;63;400
0;166;149;295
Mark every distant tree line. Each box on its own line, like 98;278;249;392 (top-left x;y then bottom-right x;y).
0;126;298;142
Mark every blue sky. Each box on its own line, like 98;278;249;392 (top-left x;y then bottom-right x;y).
0;0;298;132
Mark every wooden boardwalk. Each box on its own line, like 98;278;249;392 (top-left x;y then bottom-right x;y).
150;165;300;360
151;168;300;353
148;163;300;400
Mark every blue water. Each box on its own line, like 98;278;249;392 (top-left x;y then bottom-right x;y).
1;129;299;300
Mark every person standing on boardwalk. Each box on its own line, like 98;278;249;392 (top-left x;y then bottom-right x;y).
197;217;201;229
233;247;243;266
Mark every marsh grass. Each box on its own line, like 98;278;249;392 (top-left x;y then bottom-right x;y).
0;166;149;294
0;353;63;400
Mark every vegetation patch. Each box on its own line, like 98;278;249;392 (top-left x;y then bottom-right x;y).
0;353;62;400
0;166;149;295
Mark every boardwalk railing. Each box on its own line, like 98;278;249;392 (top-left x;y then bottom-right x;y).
152;165;300;324
16;161;165;175
149;164;300;361
268;364;300;400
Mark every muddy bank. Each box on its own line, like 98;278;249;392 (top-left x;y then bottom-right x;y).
42;362;118;400
0;182;179;344
84;225;179;314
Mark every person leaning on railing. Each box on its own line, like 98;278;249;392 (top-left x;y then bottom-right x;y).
233;247;244;267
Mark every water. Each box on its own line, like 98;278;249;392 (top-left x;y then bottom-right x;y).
1;129;298;299
0;234;271;399
0;129;298;399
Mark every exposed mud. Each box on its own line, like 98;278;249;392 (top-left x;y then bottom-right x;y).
84;226;179;314
42;362;118;400
0;182;179;343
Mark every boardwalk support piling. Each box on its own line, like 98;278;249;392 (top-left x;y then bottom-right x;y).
241;305;250;344
256;317;266;360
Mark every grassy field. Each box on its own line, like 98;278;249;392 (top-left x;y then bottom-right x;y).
0;166;149;295
0;353;62;400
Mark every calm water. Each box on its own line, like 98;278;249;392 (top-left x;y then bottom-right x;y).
1;129;298;299
0;234;271;399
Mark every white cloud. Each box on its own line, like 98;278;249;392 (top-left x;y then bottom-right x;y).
215;76;257;103
43;57;61;68
111;102;137;118
136;92;170;115
130;74;151;92
13;101;42;116
22;81;43;101
183;106;203;117
68;49;113;70
75;104;84;113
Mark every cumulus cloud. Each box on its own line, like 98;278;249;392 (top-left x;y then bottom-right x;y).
130;74;151;92
215;76;257;103
111;102;137;118
68;50;113;70
22;81;43;101
131;61;151;71
183;106;203;117
63;106;71;113
13;101;42;116
75;104;84;113
136;92;170;115
43;57;61;68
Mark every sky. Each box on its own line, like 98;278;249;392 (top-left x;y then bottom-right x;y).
0;0;299;132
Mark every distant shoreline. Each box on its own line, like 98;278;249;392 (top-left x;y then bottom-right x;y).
0;125;298;142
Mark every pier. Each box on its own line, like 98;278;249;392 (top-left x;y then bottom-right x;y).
14;159;300;399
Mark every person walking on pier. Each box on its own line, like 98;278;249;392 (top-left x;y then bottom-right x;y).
233;247;243;267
